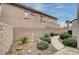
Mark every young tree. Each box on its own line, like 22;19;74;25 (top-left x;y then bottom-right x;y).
65;20;71;29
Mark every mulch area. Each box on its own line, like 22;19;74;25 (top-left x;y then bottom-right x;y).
7;39;58;55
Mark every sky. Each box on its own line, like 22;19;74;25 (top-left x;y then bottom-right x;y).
23;3;77;27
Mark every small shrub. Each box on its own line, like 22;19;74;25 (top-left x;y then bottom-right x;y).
40;37;44;40
40;37;51;43
20;36;28;44
44;33;50;38
60;32;70;39
63;38;77;48
50;32;54;37
36;41;49;50
54;34;59;36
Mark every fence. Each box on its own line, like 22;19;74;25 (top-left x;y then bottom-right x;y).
13;27;67;41
0;22;13;54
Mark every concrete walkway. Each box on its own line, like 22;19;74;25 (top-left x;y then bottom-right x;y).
51;36;79;55
54;47;79;55
51;36;65;50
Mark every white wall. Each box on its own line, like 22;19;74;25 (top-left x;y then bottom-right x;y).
72;19;79;48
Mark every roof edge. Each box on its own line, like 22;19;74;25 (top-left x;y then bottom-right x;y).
71;19;78;22
11;3;58;20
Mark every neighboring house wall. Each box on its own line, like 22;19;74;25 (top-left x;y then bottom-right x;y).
72;19;79;37
0;22;13;54
72;19;79;48
0;3;59;41
1;3;59;28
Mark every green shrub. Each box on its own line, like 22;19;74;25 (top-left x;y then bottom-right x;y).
36;41;49;50
50;32;54;37
20;36;28;44
44;33;50;38
63;38;77;48
60;32;70;39
40;37;51;43
54;34;59;36
40;37;44;40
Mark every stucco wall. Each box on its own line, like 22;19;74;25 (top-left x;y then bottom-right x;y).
0;22;13;55
72;19;79;48
1;3;59;28
72;20;79;37
13;27;67;41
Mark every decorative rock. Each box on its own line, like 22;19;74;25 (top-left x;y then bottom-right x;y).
27;50;31;53
32;37;34;39
32;33;34;35
31;39;34;42
16;46;23;51
37;52;41;55
32;32;34;35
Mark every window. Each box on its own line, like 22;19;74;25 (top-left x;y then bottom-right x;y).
0;4;1;16
48;20;52;23
24;12;29;19
32;12;36;16
29;12;36;16
40;15;45;22
46;27;51;29
32;13;36;16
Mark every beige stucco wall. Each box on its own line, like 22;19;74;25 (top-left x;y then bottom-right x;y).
0;22;13;55
72;20;79;37
72;19;79;48
1;3;59;28
0;3;60;42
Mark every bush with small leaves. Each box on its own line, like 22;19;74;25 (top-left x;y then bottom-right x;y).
63;38;77;48
50;32;54;37
20;36;28;44
54;34;59;36
36;41;49;50
44;33;50;38
40;37;51;43
60;32;70;39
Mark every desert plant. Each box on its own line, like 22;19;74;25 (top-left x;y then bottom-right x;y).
63;38;77;48
36;41;49;50
65;20;72;29
40;37;51;43
60;32;70;39
54;33;59;36
20;36;28;44
44;33;50;38
50;32;54;37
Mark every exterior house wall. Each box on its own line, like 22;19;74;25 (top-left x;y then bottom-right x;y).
72;19;79;37
0;3;60;41
1;3;59;28
72;19;79;48
0;3;61;54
